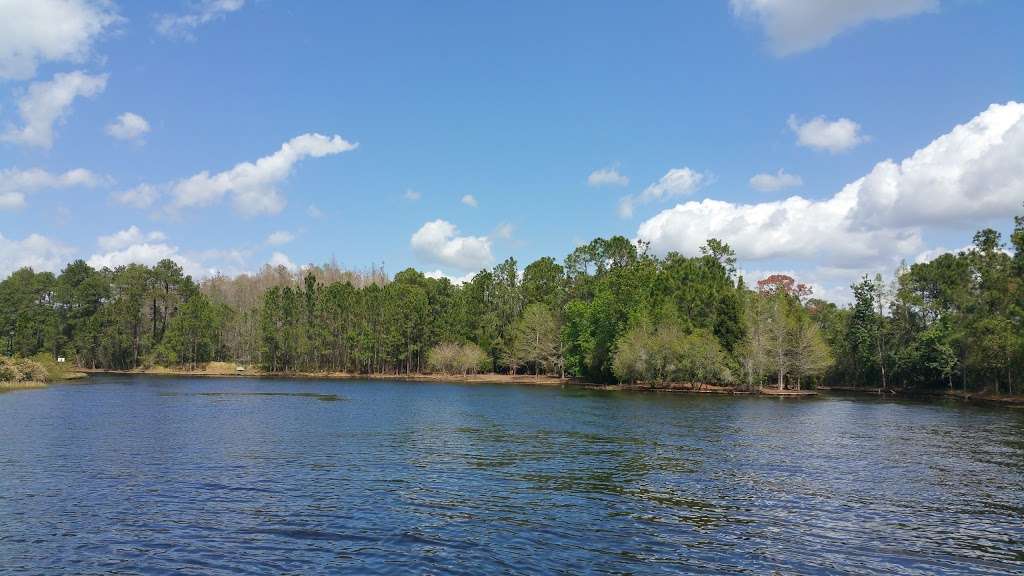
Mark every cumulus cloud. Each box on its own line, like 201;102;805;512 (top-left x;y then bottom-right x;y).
619;167;708;218
169;133;357;216
267;251;297;272
0;232;74;278
87;241;201;275
587;166;629;187
750;169;803;192
97;226;166;251
848;101;1024;228
87;231;212;277
424;269;477;285
157;0;246;39
306;204;324;219
265;230;294;246
411;219;493;272
403;189;421;201
788;114;866;153
106;112;150;141
2;71;108;148
0;167;104;209
731;0;937;56
637;101;1024;286
112;183;160;208
0;0;119;81
461;194;478;207
494;222;514;240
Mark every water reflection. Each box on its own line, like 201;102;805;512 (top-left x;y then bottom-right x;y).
0;376;1021;575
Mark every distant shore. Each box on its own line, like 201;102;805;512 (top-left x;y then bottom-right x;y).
79;364;567;386
58;366;1024;406
819;385;1024;406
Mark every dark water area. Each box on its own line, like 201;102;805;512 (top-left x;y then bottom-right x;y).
1;376;1022;575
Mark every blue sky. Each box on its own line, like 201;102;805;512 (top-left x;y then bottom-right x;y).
1;0;1023;301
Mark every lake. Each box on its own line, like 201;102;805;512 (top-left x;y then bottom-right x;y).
1;376;1022;575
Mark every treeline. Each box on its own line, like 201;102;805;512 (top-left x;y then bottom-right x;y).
2;212;1022;393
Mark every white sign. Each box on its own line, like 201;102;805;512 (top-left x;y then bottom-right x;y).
57;357;65;363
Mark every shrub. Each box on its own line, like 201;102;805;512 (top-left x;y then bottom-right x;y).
0;357;49;383
428;342;490;375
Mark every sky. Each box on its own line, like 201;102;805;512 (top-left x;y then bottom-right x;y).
1;0;1022;302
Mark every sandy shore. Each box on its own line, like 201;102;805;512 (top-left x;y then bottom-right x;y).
80;364;567;386
68;367;1024;405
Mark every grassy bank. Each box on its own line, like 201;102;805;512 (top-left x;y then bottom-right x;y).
0;355;89;391
0;356;48;391
0;379;48;391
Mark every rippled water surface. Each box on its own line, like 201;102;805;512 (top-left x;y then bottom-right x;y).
1;376;1022;575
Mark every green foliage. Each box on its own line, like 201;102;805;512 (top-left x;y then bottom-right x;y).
508;303;560;375
2;210;1021;394
612;320;733;386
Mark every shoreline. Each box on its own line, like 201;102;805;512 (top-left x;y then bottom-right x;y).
63;368;1024;406
79;367;568;387
819;385;1024;406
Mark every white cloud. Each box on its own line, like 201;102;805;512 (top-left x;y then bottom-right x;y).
193;247;252;277
461;194;478;207
267;251;297;272
915;243;1011;265
750;169;803;192
587;167;629;187
403;189;421;201
731;0;937;56
156;0;246;39
97;226;166;251
265;230;294;246
619;167;708;218
169;133;357;216
788;114;867;153
0;167;103;209
0;193;23;210
424;269;476;285
106;112;150;141
914;246;960;265
2;71;108;148
0;232;74;278
637;101;1024;289
411;219;493;272
0;0;119;81
307;204;324;219
849;101;1024;228
112;183;160;208
637;194;921;266
494;222;514;240
87;241;202;276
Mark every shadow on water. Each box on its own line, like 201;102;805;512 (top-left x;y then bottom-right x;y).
160;391;344;401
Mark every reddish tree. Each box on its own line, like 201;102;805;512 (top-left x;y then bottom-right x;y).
757;274;812;300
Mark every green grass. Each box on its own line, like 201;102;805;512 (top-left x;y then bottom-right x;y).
27;353;86;381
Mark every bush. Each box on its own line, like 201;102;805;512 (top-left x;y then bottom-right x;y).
0;359;19;382
612;323;733;386
0;356;49;383
427;342;461;374
428;342;490;375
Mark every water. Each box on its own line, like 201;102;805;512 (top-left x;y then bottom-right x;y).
1;376;1022;575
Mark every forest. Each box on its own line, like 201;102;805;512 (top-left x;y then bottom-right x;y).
2;211;1022;394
